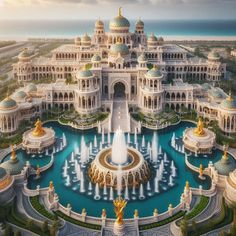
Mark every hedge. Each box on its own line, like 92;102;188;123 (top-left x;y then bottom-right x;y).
30;196;57;221
185;196;209;220
55;211;101;230
139;211;186;231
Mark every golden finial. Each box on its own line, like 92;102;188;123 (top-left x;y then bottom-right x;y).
102;208;106;217
194;117;205;136
154;208;158;214
36;165;40;176
185;181;189;190
32;119;45;137
199;164;203;176
11;145;17;161
118;7;122;17
169;204;173;208
49;181;54;189
226;90;233;101
134;209;139;218
113;197;127;225
82;208;86;214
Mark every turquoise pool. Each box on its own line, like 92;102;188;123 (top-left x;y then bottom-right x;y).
2;121;234;218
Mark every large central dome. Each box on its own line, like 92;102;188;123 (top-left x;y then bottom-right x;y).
109;7;130;29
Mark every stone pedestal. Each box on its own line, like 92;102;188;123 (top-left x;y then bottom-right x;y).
113;221;125;236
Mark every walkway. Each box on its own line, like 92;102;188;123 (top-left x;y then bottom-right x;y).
111;100;130;133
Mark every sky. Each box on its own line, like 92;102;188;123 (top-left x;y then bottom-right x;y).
0;0;235;20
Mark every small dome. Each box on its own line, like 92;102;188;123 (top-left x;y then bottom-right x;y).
214;158;236;176
0;97;17;110
95;19;104;28
138;53;147;62
76;67;93;79
147;33;158;43
0;167;7;179
146;66;162;78
110;42;129;56
91;54;101;62
27;83;37;93
18;48;33;59
210;89;223;99
109;8;130;29
220;92;236;110
14;91;27;100
201;83;211;90
136;18;144;28
208;51;220;60
0;159;24;176
74;36;81;45
81;33;91;43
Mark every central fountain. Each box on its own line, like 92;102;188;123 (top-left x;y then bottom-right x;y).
89;128;150;189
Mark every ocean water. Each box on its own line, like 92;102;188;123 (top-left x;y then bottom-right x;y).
0;19;235;40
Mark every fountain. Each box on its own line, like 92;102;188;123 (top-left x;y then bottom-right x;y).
168;175;174;186
116;165;123;196
109;187;114;201
151;132;158;163
80;171;85;193
171;133;176;147
70;152;75;163
80;136;88;165
171;161;176;177
154;177;159;193
111;128;128;165
141;135;145;148
127;132;130;144
89;142;93;155
101;128;105;144
134;128;138;146
65;175;71;186
164;153;168;162
88;182;93;191
108;132;111;145
139;183;145;200
132;185;136;195
103;184;108;195
62;133;67;147
146;181;151;191
124;185;129;200
45;148;49;156
94;183;101;200
75;162;81;181
94;135;98;148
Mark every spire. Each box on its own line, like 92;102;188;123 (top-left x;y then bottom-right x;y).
118;7;122;17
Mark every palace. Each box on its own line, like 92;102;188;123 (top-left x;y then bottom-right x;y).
1;8;235;136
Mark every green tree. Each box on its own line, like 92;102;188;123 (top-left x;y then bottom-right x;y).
14;231;22;236
41;220;49;233
26;219;34;230
180;218;188;236
4;225;13;236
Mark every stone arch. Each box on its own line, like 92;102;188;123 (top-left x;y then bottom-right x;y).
110;79;130;100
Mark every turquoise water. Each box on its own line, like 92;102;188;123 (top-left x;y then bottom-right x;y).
0;20;235;40
3;121;235;218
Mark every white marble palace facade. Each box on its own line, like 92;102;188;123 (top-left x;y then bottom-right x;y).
1;9;235;136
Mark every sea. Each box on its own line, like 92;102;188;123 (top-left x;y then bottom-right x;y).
0;19;236;40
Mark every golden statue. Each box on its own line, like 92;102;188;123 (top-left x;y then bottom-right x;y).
222;145;228;161
185;181;190;190
113;197;127;225
199;164;203;176
36;165;40;176
32;119;45;137
194;117;205;136
49;181;54;189
11;145;17;161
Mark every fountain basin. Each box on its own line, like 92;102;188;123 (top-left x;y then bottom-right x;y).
89;147;150;189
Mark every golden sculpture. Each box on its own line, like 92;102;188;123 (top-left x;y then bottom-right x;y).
185;181;190;190
11;145;17;161
222;145;228;161
113;197;127;225
194;117;205;136
32;119;45;137
49;181;54;189
199;164;203;176
36;165;40;176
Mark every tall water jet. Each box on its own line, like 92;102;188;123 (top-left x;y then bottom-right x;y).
142;135;145;148
134;128;138;146
103;184;107;195
89;142;93;155
63;161;68;178
94;183;101;200
76;162;81;181
88;182;93;191
111;128;127;165
116;165;123;196
94;135;98;148
80;136;88;165
168;175;174;186
154;177;159;193
146;181;151;191
127;132;130;144
152;132;158;163
65;175;71;186
62;133;67;147
45;148;49;156
124;185;129;200
164;153;168;162
132;185;136;195
80;171;85;193
70;152;75;163
108;132;111;145
139;183;145;200
109;187;114;201
101;128;105;144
